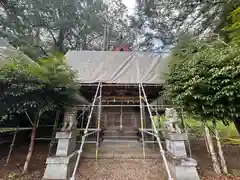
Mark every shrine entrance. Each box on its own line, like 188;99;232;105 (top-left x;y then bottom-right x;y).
102;108;137;130
105;113;121;129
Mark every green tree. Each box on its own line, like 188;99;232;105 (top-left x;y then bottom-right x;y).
167;37;240;122
166;36;240;174
129;0;240;51
0;0;134;57
0;53;79;173
224;7;240;42
167;6;240;124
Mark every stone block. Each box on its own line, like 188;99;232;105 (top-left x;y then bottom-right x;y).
166;139;187;157
165;132;187;141
42;151;78;180
167;157;200;180
55;131;79;156
56;131;79;139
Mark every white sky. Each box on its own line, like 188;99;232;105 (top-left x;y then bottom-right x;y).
122;0;136;15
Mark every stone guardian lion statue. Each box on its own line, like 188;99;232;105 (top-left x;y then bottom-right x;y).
164;108;182;133
61;107;78;131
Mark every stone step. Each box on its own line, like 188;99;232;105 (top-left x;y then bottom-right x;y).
103;131;138;136
102;139;139;143
81;141;162;159
82;152;161;159
100;141;144;151
103;135;138;140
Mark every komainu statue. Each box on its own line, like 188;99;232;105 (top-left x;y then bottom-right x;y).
164;108;182;133
61;107;78;131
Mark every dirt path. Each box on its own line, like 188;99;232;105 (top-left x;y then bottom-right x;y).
77;159;167;180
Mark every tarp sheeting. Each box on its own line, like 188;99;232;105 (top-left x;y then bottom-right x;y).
65;51;169;84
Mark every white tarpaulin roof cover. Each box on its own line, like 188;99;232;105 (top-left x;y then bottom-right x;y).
65;51;169;84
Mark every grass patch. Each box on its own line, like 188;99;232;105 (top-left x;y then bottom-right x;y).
156;116;239;142
184;118;239;138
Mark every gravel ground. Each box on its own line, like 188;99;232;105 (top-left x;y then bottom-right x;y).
1;141;240;180
77;159;167;180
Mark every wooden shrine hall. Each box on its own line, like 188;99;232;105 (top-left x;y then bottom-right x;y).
65;44;170;132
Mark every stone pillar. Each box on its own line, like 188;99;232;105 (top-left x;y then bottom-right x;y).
43;108;79;180
164;108;200;180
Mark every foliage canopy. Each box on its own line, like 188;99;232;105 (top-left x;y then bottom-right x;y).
0;53;78;121
167;37;240;122
166;7;240;123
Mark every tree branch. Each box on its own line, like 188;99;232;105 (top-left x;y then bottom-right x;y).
44;24;58;46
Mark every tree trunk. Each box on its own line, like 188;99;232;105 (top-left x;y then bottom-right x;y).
204;123;222;175
48;110;60;156
214;128;228;174
22;118;39;174
202;123;210;153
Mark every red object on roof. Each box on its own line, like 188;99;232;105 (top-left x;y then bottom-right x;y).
113;44;131;51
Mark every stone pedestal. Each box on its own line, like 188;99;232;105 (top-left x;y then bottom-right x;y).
43;131;79;180
56;131;78;156
165;132;200;180
165;133;187;157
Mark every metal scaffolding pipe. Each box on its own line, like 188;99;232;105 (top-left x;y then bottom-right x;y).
120;105;123;129
74;104;177;108
71;82;101;180
80;83;162;87
76;106;90;120
96;83;102;160
139;128;157;137
138;84;146;159
52;128;99;131
140;83;173;180
140;128;165;131
83;130;100;137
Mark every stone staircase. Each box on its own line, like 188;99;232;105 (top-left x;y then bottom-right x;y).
82;127;161;159
103;127;139;142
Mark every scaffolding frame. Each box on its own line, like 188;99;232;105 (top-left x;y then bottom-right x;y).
138;84;146;159
73;104;177;108
71;82;176;180
95;83;102;160
1;82;193;180
70;82;102;180
139;83;173;180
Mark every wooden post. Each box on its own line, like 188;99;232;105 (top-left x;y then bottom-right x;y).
202;122;210;153
23;117;39;174
5;126;19;165
180;109;192;157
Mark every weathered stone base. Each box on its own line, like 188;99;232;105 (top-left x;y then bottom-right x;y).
167;157;200;180
56;131;79;156
42;151;78;180
165;132;188;141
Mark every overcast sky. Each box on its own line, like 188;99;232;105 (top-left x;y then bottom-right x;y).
122;0;136;14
